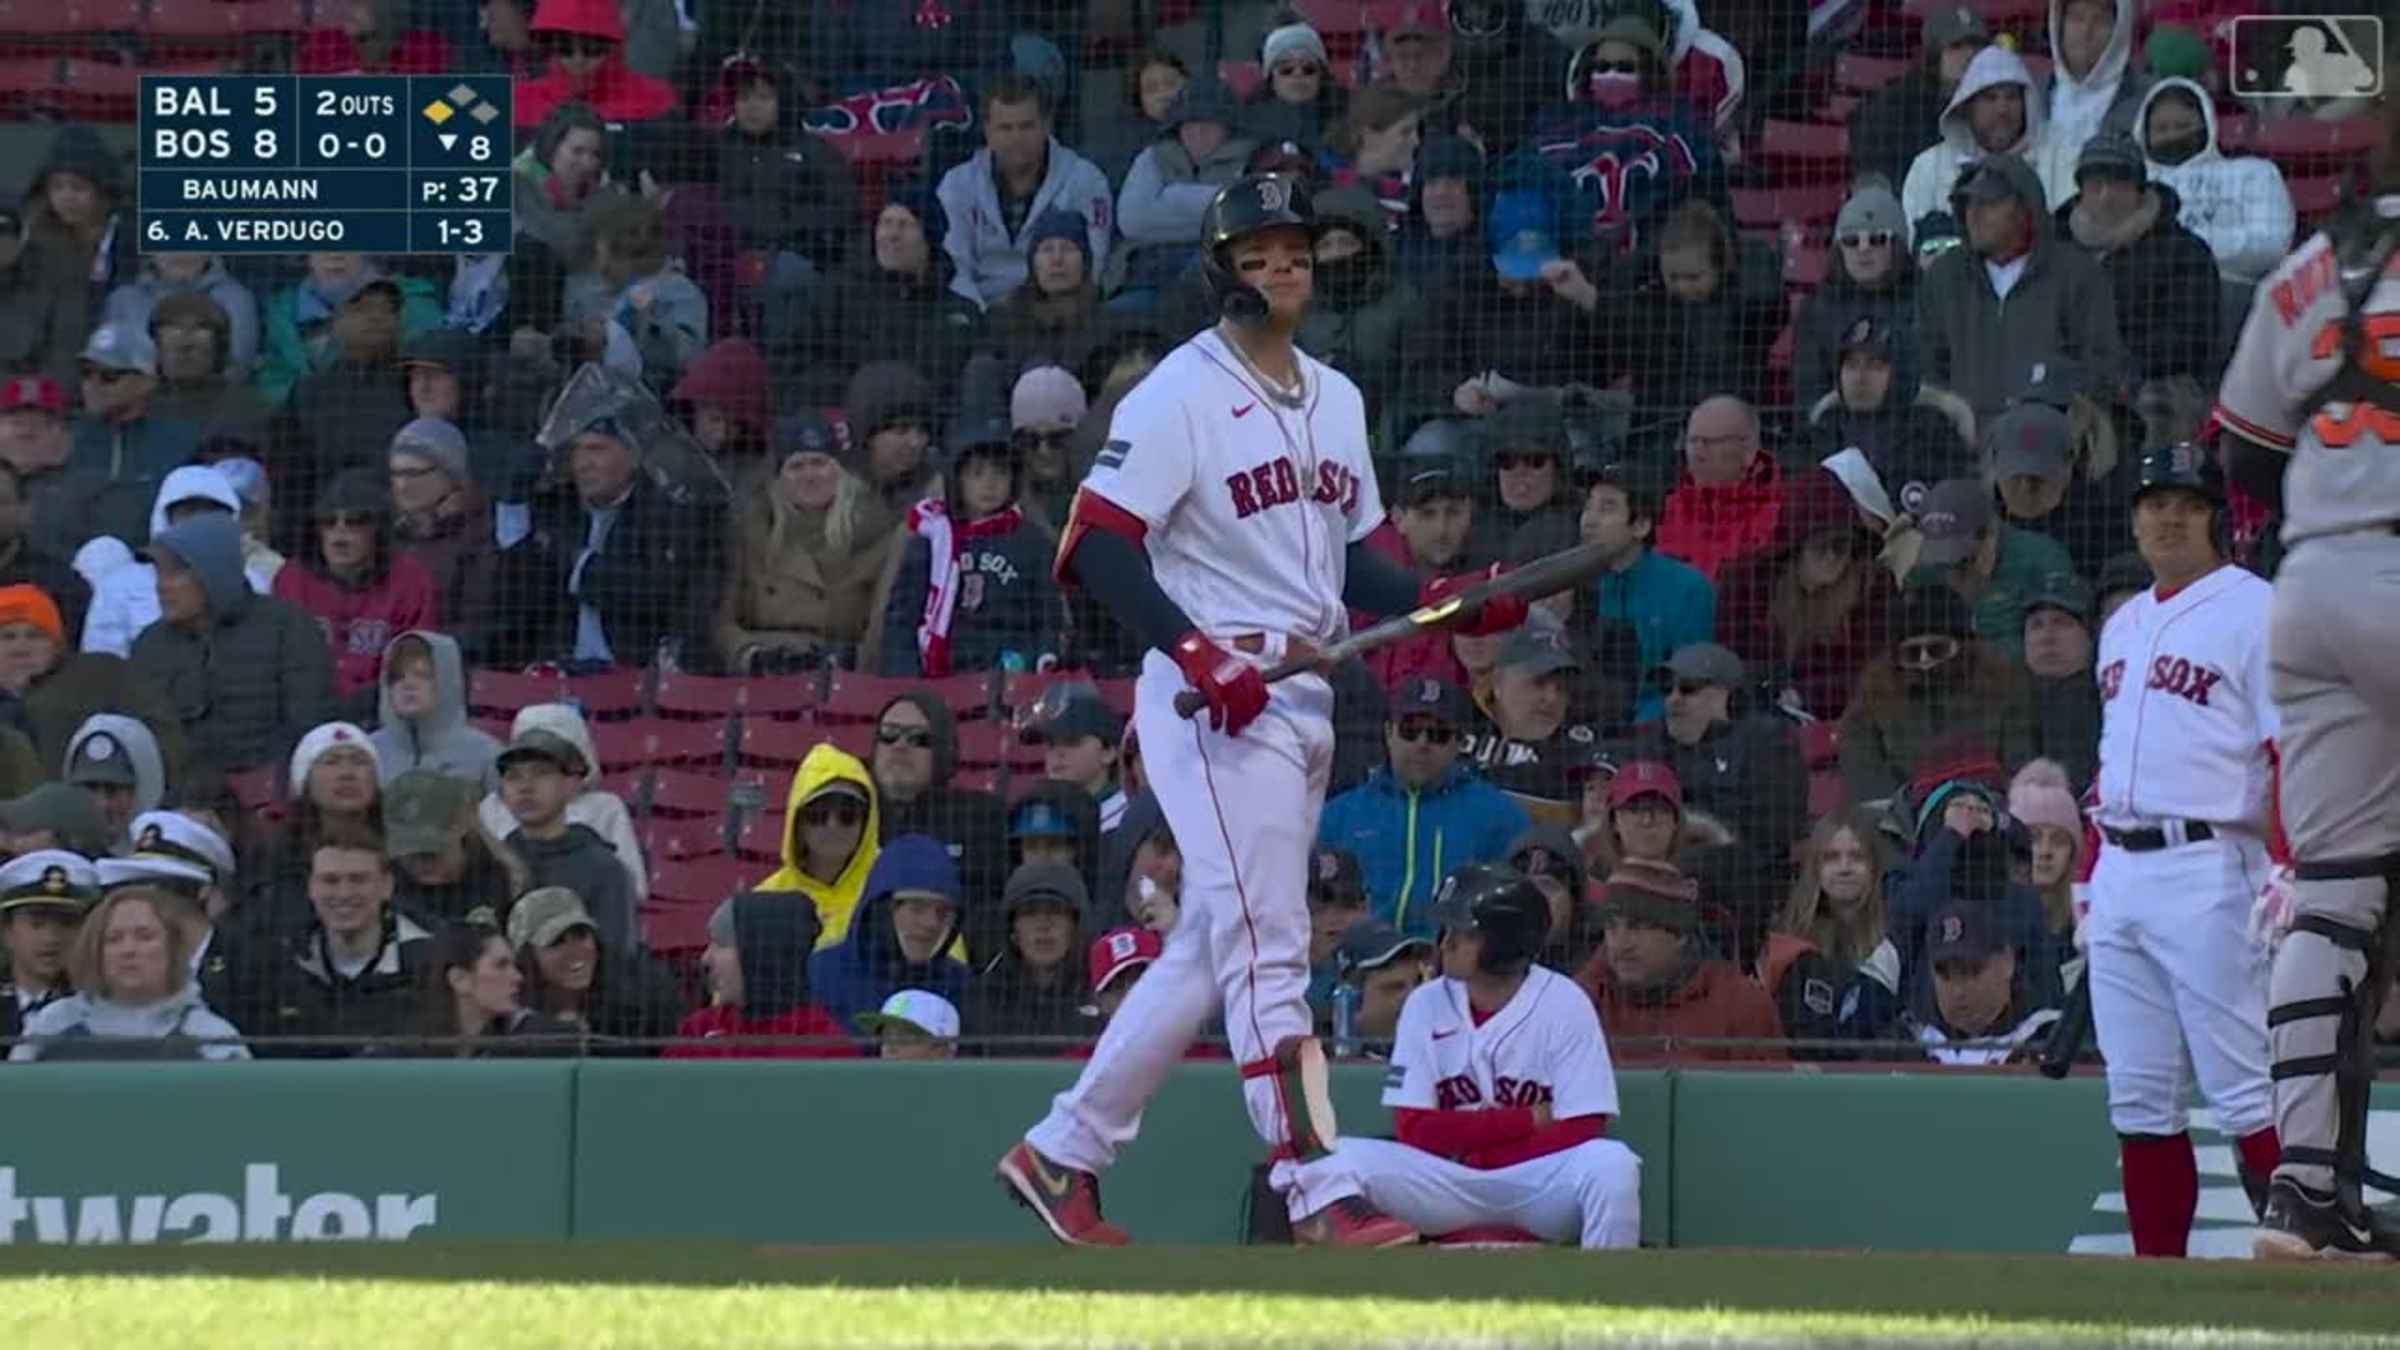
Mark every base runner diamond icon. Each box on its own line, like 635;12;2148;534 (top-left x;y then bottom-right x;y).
422;100;453;124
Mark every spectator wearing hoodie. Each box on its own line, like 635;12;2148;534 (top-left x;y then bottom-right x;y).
759;742;882;947
713;57;858;281
843;361;941;518
792;194;982;405
0;204;84;388
971;862;1094;1054
1901;46;2079;230
2134;78;2294;310
0;465;91;644
867;691;1010;953
2019;574;2101;793
129;514;334;778
1714;471;1895;724
1574;871;1786;1065
1394;134;1486;291
1838;587;2037;805
1403;190;1606;428
493;727;635;951
1466;397;1579;570
2053;133;2223;387
475;702;646;902
1794;185;1924;416
1299;186;1419;438
936;76;1115;311
1318;675;1529;939
273;469;440;704
23;124;138;311
1851;5;1990;194
398;328;511;493
1116;77;1257;305
370;630;500;789
1598;200;1781;418
509;882;685;1050
805;833;975;1030
1655;396;1782;583
670;338;775;475
83;466;271;659
877;417;1064;678
1916;156;2128;423
64;714;157;831
716;413;898;673
2;587;180;784
385;420;497;650
145;292;270;446
2042;0;2147;163
978;210;1109;378
103;254;260;378
1888;772;2062;1007
563;194;710;389
1795;318;1977;515
666;891;855;1059
509;0;677;130
257;252;442;409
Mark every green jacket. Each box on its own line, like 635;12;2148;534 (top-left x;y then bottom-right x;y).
1909;525;2075;661
255;273;444;407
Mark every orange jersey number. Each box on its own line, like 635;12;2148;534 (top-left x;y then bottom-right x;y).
2308;314;2400;447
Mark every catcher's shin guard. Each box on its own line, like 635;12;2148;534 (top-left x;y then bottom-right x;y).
2272;854;2400;1224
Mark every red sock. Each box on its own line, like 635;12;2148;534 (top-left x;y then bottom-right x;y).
2236;1126;2281;1180
2121;1133;2199;1258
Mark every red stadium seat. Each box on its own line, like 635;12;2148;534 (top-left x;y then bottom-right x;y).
2242;114;2382;164
1900;0;2043;28
737;717;835;768
648;768;730;819
50;57;136;117
954;767;1001;793
589;717;729;773
1795;719;1841;770
955;720;1011;770
1094;678;1136;720
734;812;784;863
1731;182;1847;229
1783;237;1829;289
999;729;1046;774
1834;52;1911;93
643;824;725;864
0;0;142;35
821;669;992;722
652;673;745;720
2286;173;2345;218
735;769;795;812
639;894;718;954
563;668;649;718
1754;119;1850;170
469;669;565;718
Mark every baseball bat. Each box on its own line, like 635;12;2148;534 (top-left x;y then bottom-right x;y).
1173;541;1615;719
2039;977;2094;1079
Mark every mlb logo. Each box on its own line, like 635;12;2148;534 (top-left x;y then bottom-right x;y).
2229;16;2383;98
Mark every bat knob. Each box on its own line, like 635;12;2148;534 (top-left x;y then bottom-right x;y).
1173;690;1205;719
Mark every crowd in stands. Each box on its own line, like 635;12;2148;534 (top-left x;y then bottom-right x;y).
0;0;2383;1063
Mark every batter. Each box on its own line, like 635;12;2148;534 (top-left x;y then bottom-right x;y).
1337;864;1641;1248
994;175;1525;1246
2218;105;2400;1260
2086;443;2281;1259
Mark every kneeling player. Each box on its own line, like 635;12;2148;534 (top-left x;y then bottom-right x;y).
1335;863;1641;1249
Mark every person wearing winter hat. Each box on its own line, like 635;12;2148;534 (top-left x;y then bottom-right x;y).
127;512;333;779
1119;78;1260;307
1242;23;1342;148
1793;181;1921;413
511;0;677;129
1906;476;2077;661
714;411;898;674
842;360;939;513
934;73;1114;309
79;465;270;659
1395;133;1487;288
1838;582;2037;805
386;419;495;638
145;291;271;450
983;207;1108;382
2021;571;2099;792
1007;364;1086;530
2055;127;2223;389
24;123;135;306
875;412;1063;678
271;467;439;702
2007;758;2084;952
970;860;1095;1054
1848;3;1990;191
802;833;973;1031
5;588;178;803
669;337;774;466
796;180;983;403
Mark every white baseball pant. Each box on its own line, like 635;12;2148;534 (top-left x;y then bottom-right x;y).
1337;1137;1641;1249
1027;646;1360;1220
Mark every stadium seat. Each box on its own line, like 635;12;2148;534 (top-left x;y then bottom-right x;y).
223;766;278;814
1899;0;2043;29
1794;719;1841;770
638;894;718;954
1730;182;1847;230
643;824;726;864
955;719;1012;770
469;669;566;719
2243;114;2382;164
1834;52;1911;93
472;715;512;743
735;769;795;812
1289;0;1381;61
2286;173;2345;218
1754;119;1850;171
732;676;825;721
954;767;1001;793
822;668;992;722
589;717;729;774
0;0;143;35
596;769;649;806
648;768;731;819
998;729;1047;775
652;673;746;720
737;717;835;768
1094;678;1136;720
563;668;649;718
50;57;136;118
1783;237;1829;289
734;812;784;863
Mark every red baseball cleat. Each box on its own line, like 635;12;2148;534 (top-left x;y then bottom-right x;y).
997;1141;1132;1246
1292;1195;1419;1247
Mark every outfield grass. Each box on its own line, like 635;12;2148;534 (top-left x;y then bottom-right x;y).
0;1243;2395;1347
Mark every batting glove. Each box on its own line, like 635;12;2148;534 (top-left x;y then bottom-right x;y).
1421;565;1528;637
1170;631;1268;737
2251;864;2300;953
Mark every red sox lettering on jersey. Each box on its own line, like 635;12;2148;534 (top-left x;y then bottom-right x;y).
1435;1073;1555;1110
2093;564;2279;831
1226;457;1363;521
1385;968;1618;1135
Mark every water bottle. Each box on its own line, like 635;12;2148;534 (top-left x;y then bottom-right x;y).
1330;984;1361;1060
999;650;1028;675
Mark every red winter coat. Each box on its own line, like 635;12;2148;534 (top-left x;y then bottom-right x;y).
294;29;452;75
1712;468;1892;720
272;554;441;698
1654;450;1782;583
1352;521;1465;694
663;1003;861;1059
514;0;677;128
1574;955;1787;1065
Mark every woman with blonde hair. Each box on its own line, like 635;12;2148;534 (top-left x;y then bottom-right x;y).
1766;807;1904;1043
11;884;248;1061
715;412;900;674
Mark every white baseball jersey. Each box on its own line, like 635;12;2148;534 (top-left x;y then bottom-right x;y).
2215;219;2400;546
2093;564;2279;831
1081;328;1383;647
1382;967;1618;1136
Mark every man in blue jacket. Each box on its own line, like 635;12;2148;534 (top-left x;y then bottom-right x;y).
806;833;975;1029
1317;675;1528;938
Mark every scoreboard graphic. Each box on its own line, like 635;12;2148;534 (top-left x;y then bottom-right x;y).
139;75;513;254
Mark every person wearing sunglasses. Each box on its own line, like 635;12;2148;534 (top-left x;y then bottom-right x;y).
1007;366;1086;531
1839;584;2037;807
72;322;194;491
271;468;438;704
1847;4;1989;199
758;742;883;948
1793;183;1919;414
1244;23;1340;149
864;691;1009;956
1321;675;1528;940
511;0;676;131
1523;14;1717;257
1467;398;1574;566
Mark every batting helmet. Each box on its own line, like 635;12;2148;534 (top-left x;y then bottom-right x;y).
1429;863;1551;973
1200;174;1318;325
2131;441;2224;504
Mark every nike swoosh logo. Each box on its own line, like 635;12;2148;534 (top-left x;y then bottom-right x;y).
1432;1029;1459;1040
1025;1150;1074;1200
1232;402;1256;418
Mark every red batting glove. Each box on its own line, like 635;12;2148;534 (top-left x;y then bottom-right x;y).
1422;565;1527;637
1170;631;1268;736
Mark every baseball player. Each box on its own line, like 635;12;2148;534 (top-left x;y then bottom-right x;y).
1333;863;1640;1248
2216;100;2400;1260
995;175;1526;1247
2085;445;2282;1260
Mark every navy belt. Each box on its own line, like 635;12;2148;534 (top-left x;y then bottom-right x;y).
2103;820;2215;853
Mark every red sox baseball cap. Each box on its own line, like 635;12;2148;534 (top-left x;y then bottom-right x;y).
0;374;64;418
1088;925;1163;994
1607;759;1683;810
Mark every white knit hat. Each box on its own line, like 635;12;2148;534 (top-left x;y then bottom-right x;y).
289;721;381;795
1262;22;1328;68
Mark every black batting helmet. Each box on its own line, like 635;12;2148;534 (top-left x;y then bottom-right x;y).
2131;441;2223;505
1429;863;1551;973
1200;174;1318;324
